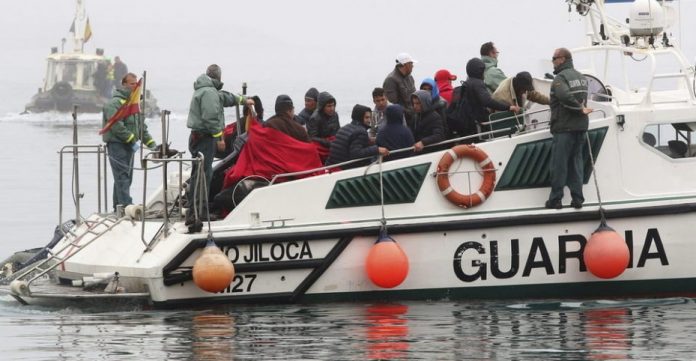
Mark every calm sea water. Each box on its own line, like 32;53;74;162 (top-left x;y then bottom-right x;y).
2;297;696;360
2;110;696;361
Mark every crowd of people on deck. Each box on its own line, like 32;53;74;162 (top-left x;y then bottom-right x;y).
215;41;551;171
101;41;592;232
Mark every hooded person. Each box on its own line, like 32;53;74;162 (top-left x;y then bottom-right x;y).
326;104;389;168
185;64;246;231
264;95;311;142
420;77;449;135
410;89;446;152
434;69;457;103
376;104;415;161
295;87;319;126
493;71;550;110
464;58;519;136
215;95;265;159
307;91;340;148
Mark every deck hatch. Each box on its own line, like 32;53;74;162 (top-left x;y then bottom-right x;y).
496;127;608;190
325;163;431;209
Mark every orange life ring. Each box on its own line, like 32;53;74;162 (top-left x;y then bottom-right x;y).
436;145;496;208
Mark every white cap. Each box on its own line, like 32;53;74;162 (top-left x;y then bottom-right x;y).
396;52;417;65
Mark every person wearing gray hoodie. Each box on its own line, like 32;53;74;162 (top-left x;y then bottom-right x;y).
410;89;445;152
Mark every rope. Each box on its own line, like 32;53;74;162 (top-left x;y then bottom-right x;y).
378;155;386;231
585;132;606;224
106;150;164;171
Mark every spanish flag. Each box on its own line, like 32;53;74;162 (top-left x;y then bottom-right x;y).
99;79;142;135
84;18;93;43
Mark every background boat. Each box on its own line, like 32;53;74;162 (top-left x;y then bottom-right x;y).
23;0;159;117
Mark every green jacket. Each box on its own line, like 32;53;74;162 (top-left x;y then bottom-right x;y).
186;74;243;138
482;56;506;93
102;88;155;146
549;60;589;134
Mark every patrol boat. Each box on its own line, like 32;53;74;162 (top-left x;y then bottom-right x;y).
23;0;159;117
2;0;696;307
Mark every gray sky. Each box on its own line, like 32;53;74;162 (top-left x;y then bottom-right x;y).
1;0;694;115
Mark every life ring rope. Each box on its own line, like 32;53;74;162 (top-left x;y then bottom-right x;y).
436;145;496;209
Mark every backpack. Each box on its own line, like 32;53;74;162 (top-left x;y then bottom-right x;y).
445;83;476;139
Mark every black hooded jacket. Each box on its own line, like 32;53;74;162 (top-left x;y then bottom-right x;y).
410;90;445;147
376;104;414;160
326;105;378;168
307;92;340;147
465;58;510;126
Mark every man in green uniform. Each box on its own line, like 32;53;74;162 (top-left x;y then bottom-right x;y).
102;72;156;211
546;48;593;210
185;64;246;232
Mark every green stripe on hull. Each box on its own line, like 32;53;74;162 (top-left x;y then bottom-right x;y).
496;127;608;190
326;163;431;209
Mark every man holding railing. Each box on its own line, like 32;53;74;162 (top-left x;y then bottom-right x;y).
546;48;593;210
185;64;247;232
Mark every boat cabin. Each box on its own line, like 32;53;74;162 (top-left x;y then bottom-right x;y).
42;52;104;93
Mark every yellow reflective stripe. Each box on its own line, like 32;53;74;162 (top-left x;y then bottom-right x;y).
212;131;223;138
145;139;155;146
126;133;135;143
119;99;126;105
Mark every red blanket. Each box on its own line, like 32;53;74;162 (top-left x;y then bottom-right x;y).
222;122;324;189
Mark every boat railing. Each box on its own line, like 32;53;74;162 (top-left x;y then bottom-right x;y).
139;150;201;249
58;144;108;230
268;112;555;184
9;214;126;298
268;106;617;185
573;45;696;107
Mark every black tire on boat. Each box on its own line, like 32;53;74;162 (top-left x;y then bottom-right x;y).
51;81;74;111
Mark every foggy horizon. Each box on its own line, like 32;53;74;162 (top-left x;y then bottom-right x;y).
1;0;694;116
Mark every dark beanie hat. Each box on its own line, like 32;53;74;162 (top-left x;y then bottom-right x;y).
304;87;319;101
513;71;534;92
275;94;294;114
385;104;404;124
351;104;372;122
206;64;221;81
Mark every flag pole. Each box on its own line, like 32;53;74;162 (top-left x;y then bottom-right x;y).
139;71;147;165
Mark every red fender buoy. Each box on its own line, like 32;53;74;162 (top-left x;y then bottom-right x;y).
193;238;235;293
366;230;409;288
584;222;629;279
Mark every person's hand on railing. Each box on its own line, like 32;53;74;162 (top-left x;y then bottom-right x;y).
582;107;594;115
509;105;521;113
378;147;390;157
413;141;424;152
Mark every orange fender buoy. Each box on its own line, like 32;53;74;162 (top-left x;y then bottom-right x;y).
366;231;409;288
436;144;496;208
584;223;629;279
193;238;235;293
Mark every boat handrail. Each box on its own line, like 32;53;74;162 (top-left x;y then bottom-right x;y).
9;215;125;296
268;126;531;184
571;45;696;106
58;144;108;232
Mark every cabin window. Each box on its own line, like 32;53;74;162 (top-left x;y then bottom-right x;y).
642;123;696;159
62;62;78;85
